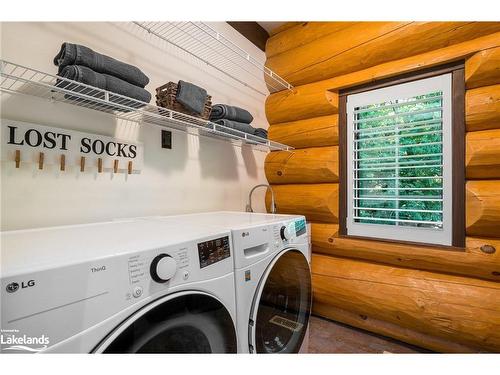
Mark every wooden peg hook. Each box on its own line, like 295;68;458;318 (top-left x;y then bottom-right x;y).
80;156;85;172
15;150;21;168
38;152;44;170
113;160;119;173
97;158;103;173
60;154;66;171
128;161;133;175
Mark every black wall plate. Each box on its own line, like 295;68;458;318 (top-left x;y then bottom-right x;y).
161;130;172;149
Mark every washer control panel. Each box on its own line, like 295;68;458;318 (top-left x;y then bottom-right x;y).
233;216;308;269
279;225;292;241
127;245;189;286
294;218;307;237
150;254;177;283
123;233;233;298
274;218;307;245
198;236;231;269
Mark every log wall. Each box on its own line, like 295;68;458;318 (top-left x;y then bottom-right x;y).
264;22;500;352
312;255;500;352
266;22;500;86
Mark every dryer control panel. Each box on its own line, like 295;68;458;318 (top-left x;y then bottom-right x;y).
232;217;308;270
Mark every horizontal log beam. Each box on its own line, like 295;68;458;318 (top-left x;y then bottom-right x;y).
466;84;500;131
312;254;500;352
466;129;500;179
265;84;338;124
265;146;339;184
266;181;500;235
312;303;476;353
268;115;339;149
326;31;500;91
265;183;338;222
266;22;359;58
266;22;409;85
311;222;500;281
265;32;500;126
466;180;500;238
465;47;500;89
267;22;500;87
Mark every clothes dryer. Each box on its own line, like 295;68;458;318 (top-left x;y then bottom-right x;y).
144;212;312;354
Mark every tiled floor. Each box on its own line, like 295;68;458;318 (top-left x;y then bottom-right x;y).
307;315;428;353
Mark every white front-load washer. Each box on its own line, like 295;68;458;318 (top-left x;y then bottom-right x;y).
143;212;312;354
1;219;237;353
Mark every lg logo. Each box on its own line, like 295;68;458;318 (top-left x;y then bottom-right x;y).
5;282;19;293
5;280;35;293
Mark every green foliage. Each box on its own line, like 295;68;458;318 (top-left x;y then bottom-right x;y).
354;92;443;228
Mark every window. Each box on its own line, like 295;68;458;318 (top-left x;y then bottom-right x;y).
339;64;465;247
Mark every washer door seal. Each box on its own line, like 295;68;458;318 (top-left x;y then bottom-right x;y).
94;291;237;353
248;249;312;353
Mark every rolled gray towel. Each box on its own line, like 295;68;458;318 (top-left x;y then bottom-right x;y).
58;65;151;110
253;128;268;139
214;119;256;136
176;80;207;115
54;42;150;88
209;104;253;124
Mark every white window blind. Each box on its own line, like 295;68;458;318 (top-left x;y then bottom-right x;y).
346;74;453;245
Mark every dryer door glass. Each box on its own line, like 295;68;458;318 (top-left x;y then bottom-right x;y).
99;293;237;353
252;249;312;353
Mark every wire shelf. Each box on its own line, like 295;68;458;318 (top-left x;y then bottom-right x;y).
132;22;293;96
0;60;292;152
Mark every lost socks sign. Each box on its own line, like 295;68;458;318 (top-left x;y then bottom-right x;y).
1;119;144;172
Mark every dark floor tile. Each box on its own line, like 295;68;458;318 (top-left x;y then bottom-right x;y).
307;315;428;353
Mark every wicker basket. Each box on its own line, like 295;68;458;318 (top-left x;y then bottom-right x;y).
156;82;212;120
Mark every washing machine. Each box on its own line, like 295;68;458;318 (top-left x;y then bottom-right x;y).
143;212;312;354
0;219;237;353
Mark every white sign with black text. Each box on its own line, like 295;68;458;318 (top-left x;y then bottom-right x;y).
1;119;143;173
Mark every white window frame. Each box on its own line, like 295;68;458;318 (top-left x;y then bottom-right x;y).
346;74;453;246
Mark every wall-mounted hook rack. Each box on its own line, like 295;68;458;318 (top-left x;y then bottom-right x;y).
2;120;145;175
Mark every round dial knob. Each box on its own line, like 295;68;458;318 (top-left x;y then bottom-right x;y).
150;254;177;283
280;225;293;241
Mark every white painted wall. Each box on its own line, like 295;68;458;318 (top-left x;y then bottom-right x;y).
0;22;270;231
